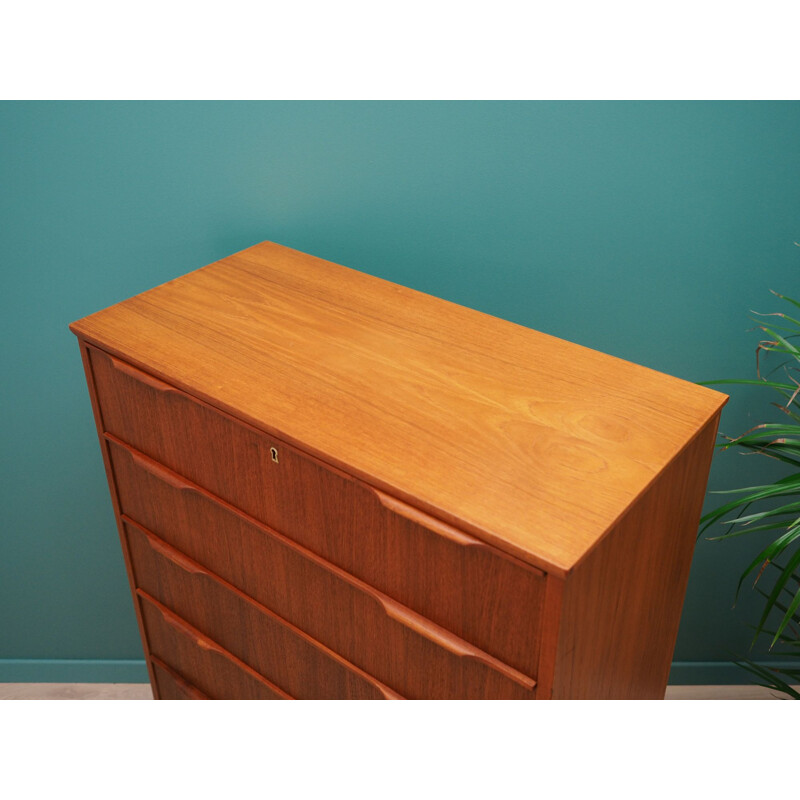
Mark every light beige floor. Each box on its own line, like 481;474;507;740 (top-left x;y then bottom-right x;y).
0;683;155;700
0;683;795;699
665;684;796;700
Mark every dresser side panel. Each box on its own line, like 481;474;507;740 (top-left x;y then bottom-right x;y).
533;574;566;699
77;339;159;695
551;413;721;699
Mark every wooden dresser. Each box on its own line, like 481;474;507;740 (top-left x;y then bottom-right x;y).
70;242;726;699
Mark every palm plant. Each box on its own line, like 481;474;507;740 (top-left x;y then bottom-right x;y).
700;291;800;698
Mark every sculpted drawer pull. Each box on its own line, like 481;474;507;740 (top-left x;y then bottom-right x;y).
125;446;198;493
134;524;210;577
109;355;178;393
373;487;544;577
139;591;226;655
150;657;209;700
371;589;536;691
372;488;479;546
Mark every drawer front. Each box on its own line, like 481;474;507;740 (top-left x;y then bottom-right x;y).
92;345;546;678
113;442;536;699
151;657;208;700
126;521;400;700
138;594;290;700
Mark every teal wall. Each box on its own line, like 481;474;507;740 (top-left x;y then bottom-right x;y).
2;101;799;684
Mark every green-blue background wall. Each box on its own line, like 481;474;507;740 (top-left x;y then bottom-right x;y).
2;101;799;684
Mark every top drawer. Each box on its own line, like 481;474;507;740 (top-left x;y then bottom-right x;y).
88;345;547;678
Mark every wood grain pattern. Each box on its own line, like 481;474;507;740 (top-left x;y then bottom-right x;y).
138;594;291;700
150;657;208;700
70;241;727;572
550;413;721;699
125;519;534;700
106;435;545;679
532;575;565;700
126;521;402;700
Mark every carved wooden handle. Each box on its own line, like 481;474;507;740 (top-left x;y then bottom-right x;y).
372;487;481;546
138;591;227;656
127;447;197;493
139;528;209;577
372;486;544;577
109;355;177;393
150;656;209;700
366;587;536;691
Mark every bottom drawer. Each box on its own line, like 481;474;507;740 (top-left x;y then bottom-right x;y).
151;657;208;700
139;593;291;700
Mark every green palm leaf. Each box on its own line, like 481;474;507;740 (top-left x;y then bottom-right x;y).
701;291;800;698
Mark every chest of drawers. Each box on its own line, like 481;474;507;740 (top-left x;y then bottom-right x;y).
70;242;726;699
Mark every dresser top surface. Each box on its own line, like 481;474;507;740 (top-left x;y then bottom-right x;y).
71;241;726;573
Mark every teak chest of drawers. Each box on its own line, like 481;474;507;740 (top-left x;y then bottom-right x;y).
71;242;726;699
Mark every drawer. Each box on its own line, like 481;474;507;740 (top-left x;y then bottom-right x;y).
138;594;290;700
111;440;536;698
151;657;208;700
126;521;400;700
92;345;547;678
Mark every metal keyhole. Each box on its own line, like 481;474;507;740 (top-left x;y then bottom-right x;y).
270;446;279;463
